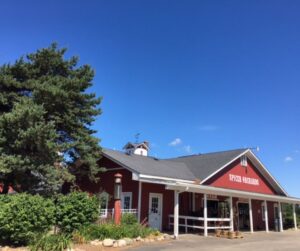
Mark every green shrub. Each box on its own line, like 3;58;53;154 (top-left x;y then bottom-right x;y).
0;194;55;246
56;192;99;233
121;213;138;225
75;223;156;241
30;234;72;251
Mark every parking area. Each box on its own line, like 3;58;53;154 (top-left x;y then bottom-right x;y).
130;231;300;251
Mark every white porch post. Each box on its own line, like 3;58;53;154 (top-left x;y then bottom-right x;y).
174;190;179;238
249;198;254;233
279;202;283;232
137;181;142;222
293;204;297;231
229;196;234;231
264;200;269;233
204;193;208;237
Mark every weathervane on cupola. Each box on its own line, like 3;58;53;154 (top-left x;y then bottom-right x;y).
123;133;150;156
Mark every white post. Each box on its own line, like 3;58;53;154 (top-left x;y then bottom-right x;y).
293;204;297;231
264;200;269;233
249;198;254;233
204;194;208;237
279;202;283;232
174;190;179;238
137;181;142;222
229;196;234;231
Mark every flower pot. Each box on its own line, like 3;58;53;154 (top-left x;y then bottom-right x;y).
215;229;221;237
228;231;235;239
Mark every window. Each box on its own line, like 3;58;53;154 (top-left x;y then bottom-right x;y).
121;192;132;210
98;191;109;218
150;197;159;213
241;155;248;167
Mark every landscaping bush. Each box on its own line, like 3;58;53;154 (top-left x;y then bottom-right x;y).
30;234;72;251
74;222;156;241
0;194;55;246
56;191;99;233
121;213;138;225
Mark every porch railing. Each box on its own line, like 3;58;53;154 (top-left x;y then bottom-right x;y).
168;214;231;233
100;208;138;218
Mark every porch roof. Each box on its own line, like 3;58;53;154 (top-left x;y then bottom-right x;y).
166;182;300;204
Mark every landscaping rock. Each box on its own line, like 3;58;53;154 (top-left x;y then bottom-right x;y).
163;234;171;240
116;239;127;247
136;236;142;241
124;238;134;245
103;238;115;247
156;236;164;241
90;239;103;246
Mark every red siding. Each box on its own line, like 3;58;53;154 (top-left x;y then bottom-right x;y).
76;156;280;232
77;157;139;209
77;156;175;230
205;159;277;195
140;182;174;230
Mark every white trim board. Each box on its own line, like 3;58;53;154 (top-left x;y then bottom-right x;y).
200;149;287;196
166;183;300;204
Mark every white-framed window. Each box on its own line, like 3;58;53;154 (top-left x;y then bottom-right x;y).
99;191;109;218
121;192;132;210
241;155;248;167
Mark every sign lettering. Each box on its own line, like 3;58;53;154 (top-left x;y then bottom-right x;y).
229;174;259;186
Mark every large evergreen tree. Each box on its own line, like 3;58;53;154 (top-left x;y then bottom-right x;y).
0;43;102;194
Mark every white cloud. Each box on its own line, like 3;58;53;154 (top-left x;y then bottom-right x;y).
169;138;182;146
284;156;293;162
198;125;219;131
183;145;192;153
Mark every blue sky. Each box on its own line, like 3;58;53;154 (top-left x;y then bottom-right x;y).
1;0;300;196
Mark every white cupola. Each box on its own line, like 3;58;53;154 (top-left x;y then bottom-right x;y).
123;141;150;156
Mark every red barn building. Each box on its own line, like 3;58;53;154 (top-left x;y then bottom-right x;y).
77;142;300;237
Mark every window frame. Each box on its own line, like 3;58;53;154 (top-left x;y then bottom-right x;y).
121;192;132;210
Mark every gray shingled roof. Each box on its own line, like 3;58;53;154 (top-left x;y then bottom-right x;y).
103;148;247;182
168;149;247;181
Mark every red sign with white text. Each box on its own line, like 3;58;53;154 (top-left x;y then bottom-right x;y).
205;159;276;195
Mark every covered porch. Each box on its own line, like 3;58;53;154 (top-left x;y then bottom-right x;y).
167;183;300;237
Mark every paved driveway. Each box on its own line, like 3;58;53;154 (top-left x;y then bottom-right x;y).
130;231;300;251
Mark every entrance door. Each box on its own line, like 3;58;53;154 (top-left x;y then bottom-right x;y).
238;203;250;231
148;193;163;231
